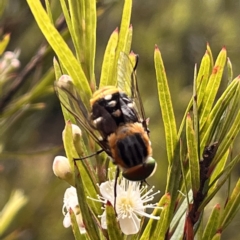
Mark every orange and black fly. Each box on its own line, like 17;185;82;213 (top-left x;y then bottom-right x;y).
55;52;157;196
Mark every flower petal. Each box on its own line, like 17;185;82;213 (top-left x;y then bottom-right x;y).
100;210;107;229
63;212;71;228
99;181;125;205
63;187;79;212
118;213;140;235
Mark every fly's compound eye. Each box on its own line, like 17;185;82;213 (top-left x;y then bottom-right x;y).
122;157;157;181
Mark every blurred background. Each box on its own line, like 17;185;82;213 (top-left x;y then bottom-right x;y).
1;0;240;239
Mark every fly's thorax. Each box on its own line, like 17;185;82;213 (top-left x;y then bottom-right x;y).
90;86;139;138
90;86;119;106
108;122;152;169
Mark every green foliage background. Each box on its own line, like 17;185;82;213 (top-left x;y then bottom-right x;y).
1;0;240;239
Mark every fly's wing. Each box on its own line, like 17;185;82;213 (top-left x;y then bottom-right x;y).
54;79;108;151
117;52;147;123
117;52;132;97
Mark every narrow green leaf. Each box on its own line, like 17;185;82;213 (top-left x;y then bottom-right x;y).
178;100;192;138
74;163;100;240
75;160;101;215
62;120;77;171
208;155;240;195
202;204;221;240
217;78;240;142
84;0;96;85
227;58;233;83
141;194;165;239
196;51;211;108
209;150;229;187
116;0;132;54
106;202;123;240
45;0;53;24
53;57;62;80
27;0;92;108
178;49;210;138
125;24;133;55
100;28;119;87
0;33;10;55
200;77;240;154
151;194;171;239
200;47;227;128
193;64;199;155
68;0;82;61
170;190;193;232
113;0;132;81
206;43;214;74
0;190;28;236
77;0;87;75
220;179;240;230
212;111;240;167
154;45;177;163
170;210;186;240
69;208;83;240
164;144;182;233
186;113;200;193
178;139;191;203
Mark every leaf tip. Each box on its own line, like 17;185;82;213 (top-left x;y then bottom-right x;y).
129;50;136;56
66;120;72;126
4;33;11;37
215;203;221;210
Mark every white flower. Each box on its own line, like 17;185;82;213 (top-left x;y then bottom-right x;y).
93;178;161;235
62;186;86;234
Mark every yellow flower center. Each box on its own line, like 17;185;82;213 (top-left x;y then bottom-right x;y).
117;196;134;218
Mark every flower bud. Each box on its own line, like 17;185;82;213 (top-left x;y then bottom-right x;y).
71;124;83;155
62;123;83;156
52;156;74;186
72;124;82;138
58;75;74;91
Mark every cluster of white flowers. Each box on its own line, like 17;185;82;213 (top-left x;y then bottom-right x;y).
59;176;161;235
0;50;20;80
